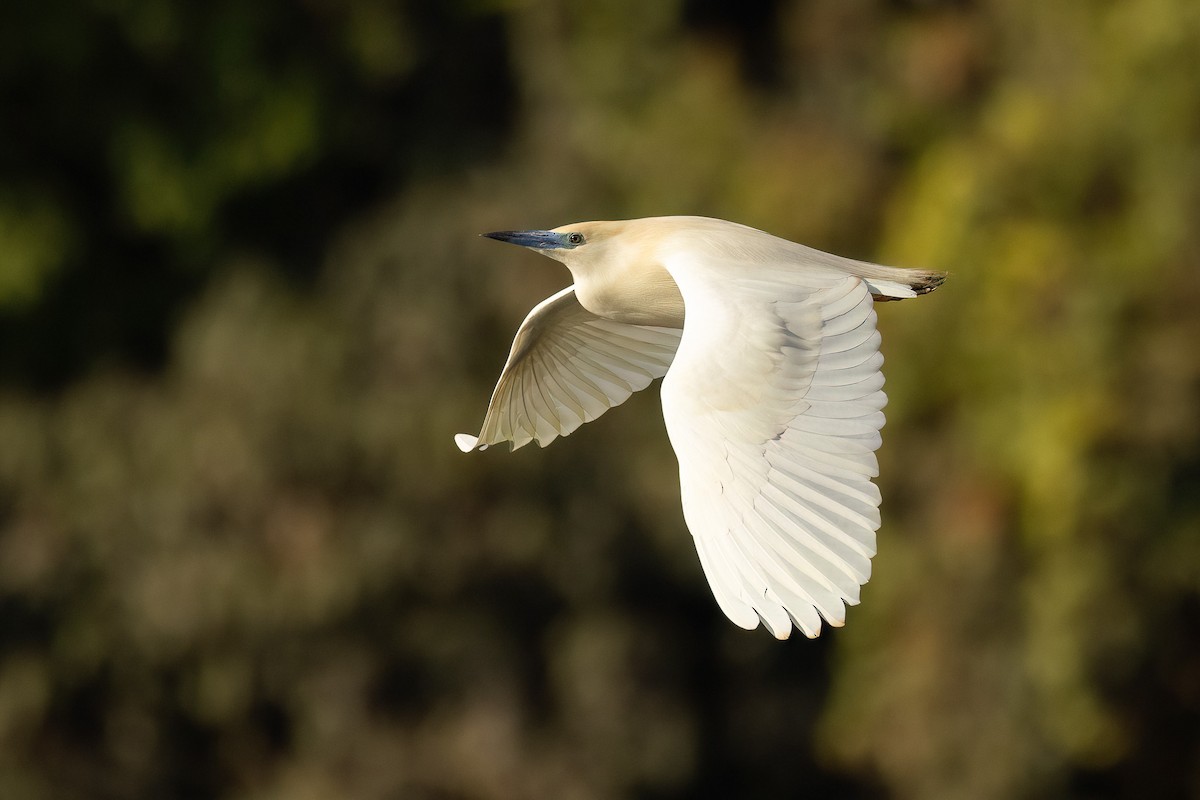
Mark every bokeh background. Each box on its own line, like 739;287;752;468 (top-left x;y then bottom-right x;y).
2;1;1198;797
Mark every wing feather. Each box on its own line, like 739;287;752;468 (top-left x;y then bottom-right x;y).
660;255;889;639
457;286;682;451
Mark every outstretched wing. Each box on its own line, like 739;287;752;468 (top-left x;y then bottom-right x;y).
456;286;682;452
660;259;886;639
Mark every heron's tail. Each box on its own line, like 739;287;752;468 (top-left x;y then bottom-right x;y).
866;269;947;302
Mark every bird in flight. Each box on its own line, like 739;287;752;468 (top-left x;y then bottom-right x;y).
456;216;944;639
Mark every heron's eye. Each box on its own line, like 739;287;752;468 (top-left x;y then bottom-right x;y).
567;232;585;245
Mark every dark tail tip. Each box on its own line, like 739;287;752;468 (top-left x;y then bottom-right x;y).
914;271;948;295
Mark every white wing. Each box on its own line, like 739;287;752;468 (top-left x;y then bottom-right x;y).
456;286;682;452
660;258;886;639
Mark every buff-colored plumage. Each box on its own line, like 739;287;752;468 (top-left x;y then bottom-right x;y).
457;216;944;638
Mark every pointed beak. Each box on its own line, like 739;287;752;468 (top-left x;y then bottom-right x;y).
481;230;565;250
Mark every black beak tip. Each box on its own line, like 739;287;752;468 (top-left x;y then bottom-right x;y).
479;229;561;249
480;230;519;244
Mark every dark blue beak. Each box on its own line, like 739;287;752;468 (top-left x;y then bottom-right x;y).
481;230;566;250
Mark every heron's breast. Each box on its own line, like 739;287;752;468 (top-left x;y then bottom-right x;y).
575;263;686;327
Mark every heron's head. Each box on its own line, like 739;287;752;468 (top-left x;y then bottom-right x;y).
482;218;685;324
481;221;633;278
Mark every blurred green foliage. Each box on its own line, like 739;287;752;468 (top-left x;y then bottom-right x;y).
1;1;1198;798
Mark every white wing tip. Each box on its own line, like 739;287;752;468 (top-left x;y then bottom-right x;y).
454;433;481;452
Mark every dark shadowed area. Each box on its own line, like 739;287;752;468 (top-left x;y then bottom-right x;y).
1;1;1198;798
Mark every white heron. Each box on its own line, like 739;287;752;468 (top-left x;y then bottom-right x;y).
456;216;944;639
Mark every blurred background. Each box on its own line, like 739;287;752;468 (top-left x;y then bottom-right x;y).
1;0;1198;797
